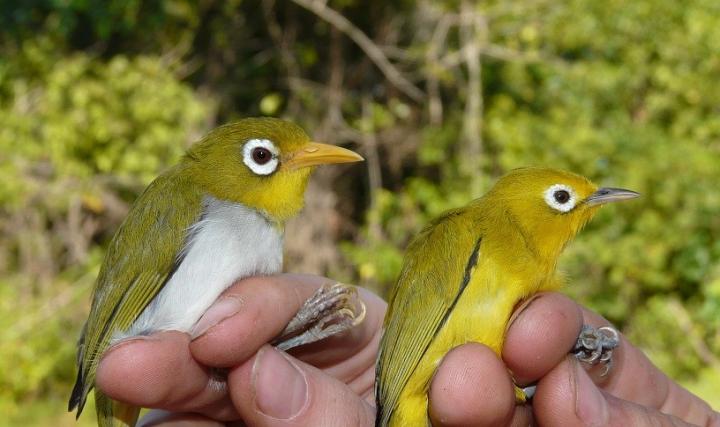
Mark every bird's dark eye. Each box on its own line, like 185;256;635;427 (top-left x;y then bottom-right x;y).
544;184;576;212
554;190;570;204
243;139;279;175
252;147;272;165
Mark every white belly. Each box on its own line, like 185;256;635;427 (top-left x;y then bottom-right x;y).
119;197;283;339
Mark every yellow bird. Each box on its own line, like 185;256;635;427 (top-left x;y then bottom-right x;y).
375;167;638;426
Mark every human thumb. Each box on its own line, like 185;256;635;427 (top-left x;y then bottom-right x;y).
229;345;375;427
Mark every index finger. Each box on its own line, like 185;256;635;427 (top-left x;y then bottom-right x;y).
190;274;385;384
502;292;717;424
579;308;717;425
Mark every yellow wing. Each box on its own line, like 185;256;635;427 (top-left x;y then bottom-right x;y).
375;208;482;426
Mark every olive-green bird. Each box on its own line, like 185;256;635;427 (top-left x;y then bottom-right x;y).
68;118;365;427
375;167;638;426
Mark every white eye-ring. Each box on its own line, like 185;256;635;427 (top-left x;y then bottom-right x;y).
242;139;279;176
544;184;577;212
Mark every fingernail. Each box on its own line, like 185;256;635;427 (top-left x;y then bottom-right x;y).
253;347;308;419
573;358;609;426
100;336;155;362
190;296;242;339
507;294;543;329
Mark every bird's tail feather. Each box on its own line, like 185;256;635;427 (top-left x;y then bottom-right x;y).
95;390;140;427
68;369;86;414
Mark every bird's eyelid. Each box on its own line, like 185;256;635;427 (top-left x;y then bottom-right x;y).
243;139;280;175
544;183;578;212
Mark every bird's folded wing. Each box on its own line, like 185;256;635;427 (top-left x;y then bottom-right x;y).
375;209;482;425
69;172;202;413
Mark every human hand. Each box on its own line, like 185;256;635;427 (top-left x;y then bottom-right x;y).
96;277;719;426
96;274;385;426
428;292;720;426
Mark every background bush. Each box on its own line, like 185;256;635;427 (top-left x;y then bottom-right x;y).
1;0;718;424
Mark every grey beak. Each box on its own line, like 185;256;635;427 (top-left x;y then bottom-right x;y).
585;187;640;206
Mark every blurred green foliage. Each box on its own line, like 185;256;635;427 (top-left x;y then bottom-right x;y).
0;28;209;426
1;0;718;424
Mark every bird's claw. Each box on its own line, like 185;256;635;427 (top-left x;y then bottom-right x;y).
273;282;366;351
573;324;620;376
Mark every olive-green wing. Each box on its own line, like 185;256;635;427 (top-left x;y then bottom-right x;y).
375;208;483;426
69;167;203;415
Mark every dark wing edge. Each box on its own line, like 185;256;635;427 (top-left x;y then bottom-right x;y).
68;271;167;415
68;170;202;416
375;213;481;426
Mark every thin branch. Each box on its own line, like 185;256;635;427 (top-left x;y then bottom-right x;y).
324;25;345;131
290;0;425;102
361;96;383;241
440;43;567;69
460;2;485;197
379;45;415;61
6;271;95;340
667;299;720;369
263;0;303;115
425;14;453;125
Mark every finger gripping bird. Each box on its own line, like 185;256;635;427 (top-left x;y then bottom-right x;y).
375;167;638;426
68;118;365;427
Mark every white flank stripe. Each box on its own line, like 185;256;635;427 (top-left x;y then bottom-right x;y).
117;196;283;340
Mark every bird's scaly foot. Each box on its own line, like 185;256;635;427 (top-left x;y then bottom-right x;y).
519;385;535;401
508;384;532;402
273;282;366;351
573;324;620;376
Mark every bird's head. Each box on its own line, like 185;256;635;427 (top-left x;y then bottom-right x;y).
186;118;363;223
487;167;638;261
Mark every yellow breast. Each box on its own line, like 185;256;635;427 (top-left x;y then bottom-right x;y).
390;249;560;426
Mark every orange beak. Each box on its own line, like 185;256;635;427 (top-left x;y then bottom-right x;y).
283;142;364;170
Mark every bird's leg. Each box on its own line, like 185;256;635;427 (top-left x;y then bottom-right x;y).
208;367;230;391
573;324;620;376
273;282;366;351
508;385;532;403
515;325;619;403
519;385;535;401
